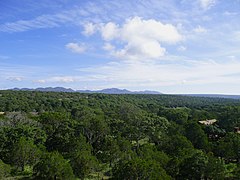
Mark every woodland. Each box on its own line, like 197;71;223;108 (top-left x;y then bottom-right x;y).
0;90;240;179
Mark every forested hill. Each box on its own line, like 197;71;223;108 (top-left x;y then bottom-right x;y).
0;90;240;179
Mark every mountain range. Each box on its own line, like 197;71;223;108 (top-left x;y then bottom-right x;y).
8;87;240;99
10;87;161;94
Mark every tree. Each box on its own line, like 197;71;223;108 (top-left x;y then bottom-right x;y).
205;154;226;179
214;132;240;162
144;114;170;144
218;106;240;131
177;150;208;179
158;134;193;157
0;159;11;179
13;137;41;171
76;110;109;152
0;112;46;164
71;151;98;180
33;151;74;180
158;107;190;125
97;135;121;167
138;144;170;169
233;164;240;179
185;122;209;150
39;112;75;154
69;135;98;179
112;157;171;180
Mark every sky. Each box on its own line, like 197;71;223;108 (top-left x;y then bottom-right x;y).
0;0;240;94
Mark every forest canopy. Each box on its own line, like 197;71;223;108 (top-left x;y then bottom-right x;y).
0;90;240;179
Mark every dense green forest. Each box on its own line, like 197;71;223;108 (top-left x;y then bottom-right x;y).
0;90;240;179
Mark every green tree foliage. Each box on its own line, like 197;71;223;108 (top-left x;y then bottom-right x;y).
138;144;170;169
218;106;240;131
68;134;98;179
158;134;193;157
112;157;171;180
233;164;240;178
0;112;46;164
0;159;11;179
0;90;240;179
143;114;170;144
13;137;41;171
177;150;208;179
98;135;121;166
74;107;110;153
158;107;190;125
205;153;226;179
39;112;75;154
203;124;226;140
117;103;146;144
33;151;74;180
214;132;240;162
185;122;209;150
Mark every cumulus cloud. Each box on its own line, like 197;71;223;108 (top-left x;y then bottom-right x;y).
65;43;86;54
82;23;97;36
199;0;216;10
101;22;119;41
84;16;183;60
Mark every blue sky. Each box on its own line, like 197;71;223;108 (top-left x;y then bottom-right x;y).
1;0;240;94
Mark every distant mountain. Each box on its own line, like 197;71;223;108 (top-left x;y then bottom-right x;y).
9;87;162;94
11;87;75;92
93;88;131;94
135;90;161;94
35;87;75;92
7;87;240;99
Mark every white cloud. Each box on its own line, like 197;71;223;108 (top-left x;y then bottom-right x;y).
0;11;74;32
65;43;86;54
50;76;75;83
37;76;99;84
199;0;216;10
33;77;75;84
78;58;240;89
34;79;46;83
7;77;23;81
103;43;115;51
177;46;187;51
90;16;183;60
194;25;207;33
101;22;119;41
82;23;97;36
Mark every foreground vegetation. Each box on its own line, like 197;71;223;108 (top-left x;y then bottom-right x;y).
0;90;240;179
